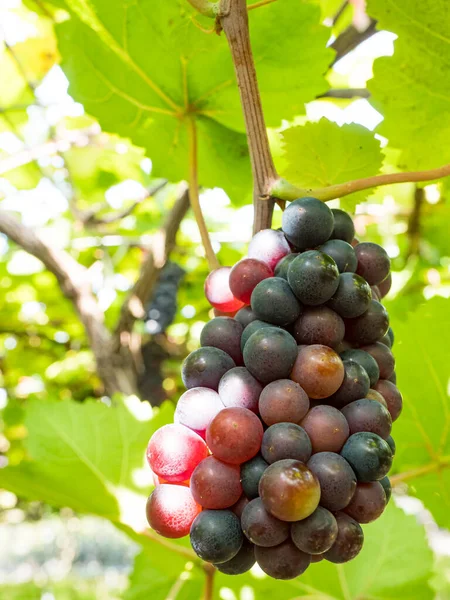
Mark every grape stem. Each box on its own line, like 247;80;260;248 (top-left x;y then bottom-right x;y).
202;563;216;600
390;456;450;485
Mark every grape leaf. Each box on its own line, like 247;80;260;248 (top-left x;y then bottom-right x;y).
279;119;383;210
54;0;332;199
385;296;450;528
367;0;450;175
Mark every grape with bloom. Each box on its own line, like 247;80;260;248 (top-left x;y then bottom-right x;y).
145;197;398;579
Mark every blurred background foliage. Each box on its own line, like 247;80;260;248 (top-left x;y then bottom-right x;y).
0;0;449;598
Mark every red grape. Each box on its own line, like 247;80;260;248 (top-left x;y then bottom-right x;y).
324;512;364;563
290;345;345;399
374;379;403;421
258;379;309;426
248;229;291;270
205;267;245;313
146;484;201;538
230;258;273;304
174;387;224;439
301;405;349;453
147;424;208;483
190;456;242;509
206;407;263;464
255;539;311;580
342;398;392;440
344;481;386;523
361;342;395;379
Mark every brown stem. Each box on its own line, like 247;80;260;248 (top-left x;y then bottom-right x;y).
220;0;277;234
390;458;450;485
406;186;424;258
202;564;216;600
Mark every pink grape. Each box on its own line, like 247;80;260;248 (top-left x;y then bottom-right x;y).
230;258;273;304
190;456;242;509
301;405;349;453
218;367;263;413
174;387;224;439
248;229;291;270
205;267;245;313
147;424;208;483
146;484;201;538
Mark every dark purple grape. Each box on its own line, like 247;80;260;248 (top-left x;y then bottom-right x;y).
340;432;392;482
345;298;389;345
310;554;325;563
248;229;291;270
244;327;298;384
371;285;381;301
344;481;386;523
387;326;394;347
255;540;311;579
323;512;364;563
319;239;357;273
274;253;299;279
200;317;243;365
380;476;392;503
355;242;391;286
215;538;256;575
240;319;274;351
328;273;372;318
361;342;395;379
241;498;290;547
388;371;397;384
291;345;345;399
386;435;396;457
232;494;250;519
327;361;370;409
307;452;356;512
190;456;242;509
331;208;355;243
342;398;392;440
293;306;344;348
182;347;235;390
301;405;349;453
190;510;243;564
379;331;392;348
282;197;334;250
229;258;273;304
288;251;339;306
241;455;268;499
374;379;403;421
291;506;338;555
218;366;263;413
378;272;392;298
340;349;380;387
235;306;257;328
261;423;312;464
251;277;301;326
259;379;309;426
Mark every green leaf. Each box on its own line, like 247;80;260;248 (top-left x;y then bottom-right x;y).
368;0;450;176
386;297;450;528
279;119;383;209
54;0;332;199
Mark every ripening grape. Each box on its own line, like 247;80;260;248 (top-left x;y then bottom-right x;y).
241;497;290;547
241;455;269;499
215;538;256;575
319;239;357;273
386;435;396;457
378;272;392;298
251;277;301;326
206;407;263;464
291;345;345;399
190;455;242;509
291;506;338;554
345;300;389;345
293;306;345;348
190;509;243;564
174;387;224;439
331;208;355;243
218;367;263;413
248;229;291;270
366;389;387;407
146;484;201;538
147;424;208;483
328;272;372;318
244;327;298;384
258;379;309;426
288;251;340;305
200;317;243;365
327;361;370;409
274;253;299;279
255;540;311;580
361;342;395;379
261;423;312;464
259;459;321;522
380;476;392;503
282;197;334;250
204;267;245;313
374;379;403;421
301;405;349;453
342;398;392;440
344;481;386;523
340;348;380;387
229;258;273;304
341;432;393;482
307;452;357;512
323;512;364;563
182;346;235;390
235;306;257;328
354;242;391;286
240;319;275;351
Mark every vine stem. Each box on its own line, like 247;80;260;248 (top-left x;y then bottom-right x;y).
271;162;450;203
390;457;450;486
187;118;220;271
202;563;216;600
220;0;278;233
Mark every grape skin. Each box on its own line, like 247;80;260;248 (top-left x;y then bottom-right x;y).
355;242;391;286
204;267;245;313
261;423;312;464
331;208;355;243
215;538;256;575
218;367;263;413
241;497;290;547
323;512;364;564
361;342;395;379
241;455;269;499
386;435;396;457
288;250;340;306
380;476;392;503
206;407;264;465
255;540;311;580
174;387;224;439
282;196;334;250
344;481;386;523
190;510;243;564
293;306;345;348
342;398;392;440
258;379;309;426
146;485;201;539
248;229;291;270
291;506;338;555
341;432;392;482
345;300;389;345
378;272;392;298
327;272;372;318
340;348;380;387
244;327;298;384
232;494;250;519
274;253;299;279
251;277;302;326
240;319;274;351
307;452;357;512
327;361;370;409
229;258;273;304
319;239;357;273
200;317;243;365
182;346;235;390
235;306;257;328
301;405;349;453
291;344;345;399
374;379;403;421
190;455;242;509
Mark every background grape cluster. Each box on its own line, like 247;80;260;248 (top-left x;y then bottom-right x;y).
145;197;401;580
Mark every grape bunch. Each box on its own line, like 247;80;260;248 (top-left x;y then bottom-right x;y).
145;197;400;579
144;261;185;334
